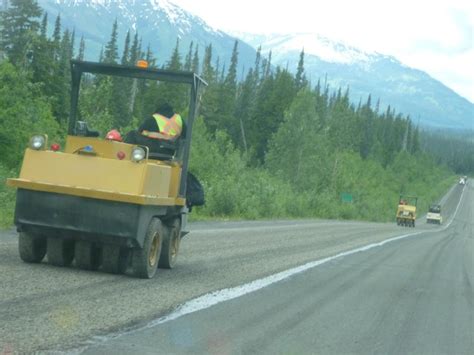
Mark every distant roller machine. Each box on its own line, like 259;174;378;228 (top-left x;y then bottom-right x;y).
396;195;417;227
426;204;442;225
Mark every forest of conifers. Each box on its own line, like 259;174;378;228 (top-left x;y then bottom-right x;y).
1;0;471;227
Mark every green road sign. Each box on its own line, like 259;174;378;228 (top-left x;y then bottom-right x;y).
341;193;353;203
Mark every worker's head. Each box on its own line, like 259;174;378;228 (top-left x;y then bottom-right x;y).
155;103;174;118
105;129;122;142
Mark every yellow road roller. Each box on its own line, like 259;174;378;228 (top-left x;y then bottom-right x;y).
7;60;207;278
396;195;417;227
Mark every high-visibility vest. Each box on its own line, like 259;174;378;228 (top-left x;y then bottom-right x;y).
141;113;183;141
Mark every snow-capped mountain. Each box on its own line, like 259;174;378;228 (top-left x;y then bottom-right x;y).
38;0;257;71
235;32;379;65
236;33;473;129
35;1;473;129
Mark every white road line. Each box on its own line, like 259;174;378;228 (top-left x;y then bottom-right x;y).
442;183;466;229
77;184;467;353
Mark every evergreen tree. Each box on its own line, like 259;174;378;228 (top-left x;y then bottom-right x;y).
128;33;143;117
246;71;274;162
200;44;222;133
59;29;71;73
31;20;54;96
405;118;412;152
161;40;187;111
70;28;76;59
129;32;140;64
192;44;199;73
110;36;146;128
103;19;119;64
375;98;380;113
254;45;261;81
359;95;374;158
167;38;182;70
40;12;47;39
145;43;156;67
52;14;61;60
108;30;133;128
225;40;239;89
295;49;308;91
201;44;215;83
263;50;272;79
248;67;296;162
214;56;221;80
77;36;85;61
1;0;42;67
121;30;130;65
184;41;193;71
53;28;73;123
212;40;239;141
411;126;420;153
219;62;225;83
234;67;256;152
266;88;326;191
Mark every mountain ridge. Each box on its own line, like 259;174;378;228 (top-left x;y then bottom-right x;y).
234;32;473;129
36;0;473;129
38;0;256;71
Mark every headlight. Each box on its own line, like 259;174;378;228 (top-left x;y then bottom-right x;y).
131;147;146;162
30;135;46;150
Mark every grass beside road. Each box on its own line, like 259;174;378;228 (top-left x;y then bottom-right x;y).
0;165;15;228
0;162;456;229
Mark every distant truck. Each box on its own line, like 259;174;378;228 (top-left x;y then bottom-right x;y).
459;177;466;185
426;204;442;225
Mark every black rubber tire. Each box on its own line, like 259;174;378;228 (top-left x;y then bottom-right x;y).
19;232;46;263
132;218;163;279
102;244;129;274
159;218;181;269
47;238;75;266
75;240;101;270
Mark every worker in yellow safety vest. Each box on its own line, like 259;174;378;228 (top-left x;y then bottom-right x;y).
139;103;183;141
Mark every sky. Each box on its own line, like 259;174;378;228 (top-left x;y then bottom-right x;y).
171;0;474;103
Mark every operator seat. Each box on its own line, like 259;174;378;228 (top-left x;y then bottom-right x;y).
124;130;179;161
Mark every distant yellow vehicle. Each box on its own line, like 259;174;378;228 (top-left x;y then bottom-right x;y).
396;195;417;227
7;60;207;278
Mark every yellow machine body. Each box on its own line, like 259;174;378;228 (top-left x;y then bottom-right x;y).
6;60;208;277
396;204;417;220
7;136;185;206
396;203;417;227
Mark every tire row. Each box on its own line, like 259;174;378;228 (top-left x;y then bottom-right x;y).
18;217;181;278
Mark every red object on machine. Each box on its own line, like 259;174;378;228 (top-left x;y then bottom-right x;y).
105;129;122;142
50;143;60;151
117;151;126;160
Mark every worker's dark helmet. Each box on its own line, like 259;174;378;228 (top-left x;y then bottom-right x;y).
155;103;174;118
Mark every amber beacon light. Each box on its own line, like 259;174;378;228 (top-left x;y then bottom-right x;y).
136;60;148;68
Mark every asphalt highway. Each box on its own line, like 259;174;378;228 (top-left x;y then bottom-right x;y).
0;182;470;354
